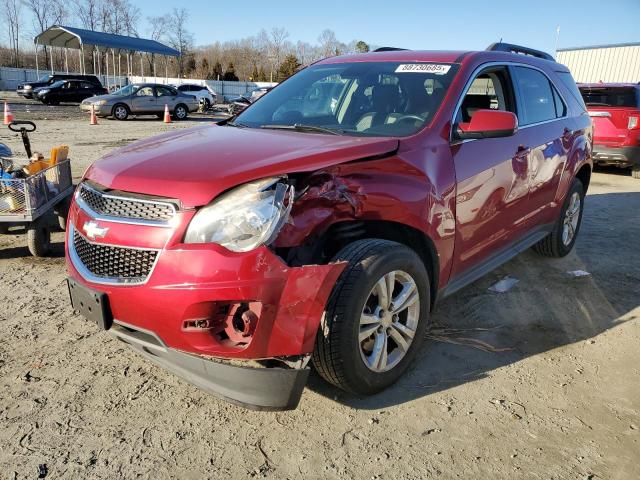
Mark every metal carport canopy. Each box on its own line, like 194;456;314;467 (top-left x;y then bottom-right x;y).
34;25;179;56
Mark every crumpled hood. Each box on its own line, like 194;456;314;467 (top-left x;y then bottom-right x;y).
84;124;399;207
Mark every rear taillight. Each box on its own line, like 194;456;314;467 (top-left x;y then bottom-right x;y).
629;116;639;129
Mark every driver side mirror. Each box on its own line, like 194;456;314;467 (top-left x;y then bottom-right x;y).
456;109;518;140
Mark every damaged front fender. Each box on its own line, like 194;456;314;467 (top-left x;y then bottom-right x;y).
270;260;347;355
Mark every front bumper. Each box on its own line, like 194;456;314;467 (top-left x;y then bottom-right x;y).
65;200;345;407
16;89;33;98
592;145;640;167
80;103;111;116
110;321;310;410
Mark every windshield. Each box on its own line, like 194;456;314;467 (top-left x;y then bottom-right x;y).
49;81;66;89
579;86;639;108
37;75;53;83
112;84;141;96
236;61;459;137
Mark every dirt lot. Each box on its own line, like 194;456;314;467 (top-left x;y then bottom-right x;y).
0;95;639;479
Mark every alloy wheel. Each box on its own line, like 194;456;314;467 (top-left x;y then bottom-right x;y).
359;270;420;372
562;192;581;246
175;106;187;119
114;105;128;120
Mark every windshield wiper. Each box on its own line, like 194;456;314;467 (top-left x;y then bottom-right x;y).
225;121;249;128
260;124;344;135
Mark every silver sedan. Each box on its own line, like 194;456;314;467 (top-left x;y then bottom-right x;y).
80;83;199;121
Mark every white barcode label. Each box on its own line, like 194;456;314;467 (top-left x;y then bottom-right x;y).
395;64;451;75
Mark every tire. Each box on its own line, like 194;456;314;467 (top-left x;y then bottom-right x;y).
112;104;129;121
632;165;640;179
55;196;71;231
173;104;188;120
27;219;51;257
533;177;585;257
312;239;431;395
0;225;9;234
203;98;211;110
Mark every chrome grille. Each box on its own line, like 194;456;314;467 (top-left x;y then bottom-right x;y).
78;183;176;225
70;227;158;284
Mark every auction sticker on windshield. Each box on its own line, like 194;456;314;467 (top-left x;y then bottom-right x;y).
395;64;451;75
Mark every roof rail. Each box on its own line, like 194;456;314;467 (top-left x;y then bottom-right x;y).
373;47;408;52
486;42;555;61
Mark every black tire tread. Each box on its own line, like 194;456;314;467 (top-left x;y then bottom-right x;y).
27;223;50;257
312;239;409;392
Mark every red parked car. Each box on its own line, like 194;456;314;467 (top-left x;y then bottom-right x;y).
66;43;592;410
578;83;640;179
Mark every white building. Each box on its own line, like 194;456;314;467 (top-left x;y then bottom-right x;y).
556;42;640;83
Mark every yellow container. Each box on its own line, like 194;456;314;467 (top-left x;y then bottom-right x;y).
50;145;69;165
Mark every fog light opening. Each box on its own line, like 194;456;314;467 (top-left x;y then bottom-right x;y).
225;302;260;344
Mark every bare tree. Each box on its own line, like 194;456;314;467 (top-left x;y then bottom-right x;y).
256;27;291;82
318;29;338;58
103;0;139;35
164;8;194;77
73;0;102;30
24;0;67;69
3;0;22;67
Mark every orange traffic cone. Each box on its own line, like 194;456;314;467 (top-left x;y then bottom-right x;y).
3;101;14;125
163;104;171;123
89;104;98;125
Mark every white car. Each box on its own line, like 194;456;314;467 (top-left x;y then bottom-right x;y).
175;84;217;109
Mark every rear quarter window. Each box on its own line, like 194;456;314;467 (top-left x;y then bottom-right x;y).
556;72;587;111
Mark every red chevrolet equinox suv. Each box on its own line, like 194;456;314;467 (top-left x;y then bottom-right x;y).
66;43;592;410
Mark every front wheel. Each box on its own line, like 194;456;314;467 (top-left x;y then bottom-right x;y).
112;104;129;121
533;177;585;257
312;239;431;395
632;164;640;180
173;104;188;120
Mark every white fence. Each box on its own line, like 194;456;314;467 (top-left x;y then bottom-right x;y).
0;67;276;102
0;67;127;91
129;76;276;101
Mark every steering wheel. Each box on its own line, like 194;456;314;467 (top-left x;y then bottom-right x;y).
392;115;425;124
8;121;36;132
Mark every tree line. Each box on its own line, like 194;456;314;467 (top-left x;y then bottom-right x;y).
1;0;372;82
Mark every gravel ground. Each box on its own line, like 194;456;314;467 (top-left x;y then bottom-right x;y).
0;94;639;479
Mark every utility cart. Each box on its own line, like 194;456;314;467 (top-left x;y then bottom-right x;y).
0;121;73;256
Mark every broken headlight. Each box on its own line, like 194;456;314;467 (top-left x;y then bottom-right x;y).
184;176;293;252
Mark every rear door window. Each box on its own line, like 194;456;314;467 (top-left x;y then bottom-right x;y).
136;86;154;96
513;67;557;125
156;86;176;97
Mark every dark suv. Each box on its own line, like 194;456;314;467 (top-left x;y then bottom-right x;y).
17;74;102;99
578;83;640;178
34;80;108;105
66;43;592;410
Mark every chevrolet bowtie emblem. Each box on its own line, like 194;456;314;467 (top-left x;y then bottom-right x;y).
83;220;109;240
